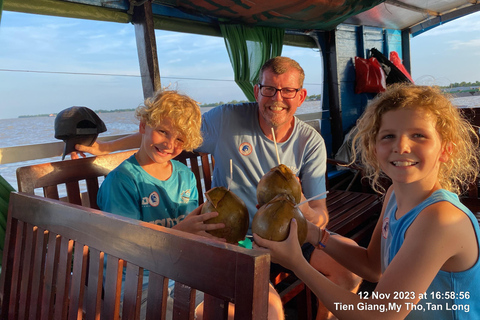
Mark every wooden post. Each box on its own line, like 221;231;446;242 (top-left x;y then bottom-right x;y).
325;29;343;155
132;0;161;99
401;29;411;75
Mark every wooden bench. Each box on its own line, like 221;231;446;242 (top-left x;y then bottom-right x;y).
15;151;382;319
326;158;383;243
16;150;213;206
0;192;270;319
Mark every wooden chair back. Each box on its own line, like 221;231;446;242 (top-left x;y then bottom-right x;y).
16;150;214;208
0;192;270;320
174;151;214;204
16;150;137;209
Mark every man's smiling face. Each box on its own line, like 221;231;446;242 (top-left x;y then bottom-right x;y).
254;68;306;129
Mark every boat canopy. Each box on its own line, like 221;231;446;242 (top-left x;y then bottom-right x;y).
1;0;479;163
3;0;480;37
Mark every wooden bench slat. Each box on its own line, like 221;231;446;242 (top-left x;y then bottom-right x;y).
66;181;82;206
29;227;48;320
86;177;101;209
10;220;24;319
187;154;203;205
41;231;60;320
172;283;196;320
203;294;228;320
43;185;60;201
69;243;89;319
53;236;73;320
103;256;123;319
123;263;143;320
145;273;169;319
329;200;382;236
18;222;35;320
85;248;104;320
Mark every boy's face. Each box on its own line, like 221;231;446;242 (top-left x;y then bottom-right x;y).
138;117;185;166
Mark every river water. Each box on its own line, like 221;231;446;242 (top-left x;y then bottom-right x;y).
1;96;479;190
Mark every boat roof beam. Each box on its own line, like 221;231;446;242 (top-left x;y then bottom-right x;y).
133;0;161;99
385;0;439;16
409;2;480;36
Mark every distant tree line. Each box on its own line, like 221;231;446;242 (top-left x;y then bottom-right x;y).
200;99;249;108
442;81;480;88
306;94;321;101
95;108;136;113
200;94;321;108
18;108;137;118
18;114;54;118
19;94;322;118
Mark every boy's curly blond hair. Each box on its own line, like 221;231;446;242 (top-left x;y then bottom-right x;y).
135;89;203;152
352;83;479;195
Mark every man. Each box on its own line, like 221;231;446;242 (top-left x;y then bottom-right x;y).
76;57;360;319
199;57;328;229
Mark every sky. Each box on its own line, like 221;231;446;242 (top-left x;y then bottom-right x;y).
0;9;479;120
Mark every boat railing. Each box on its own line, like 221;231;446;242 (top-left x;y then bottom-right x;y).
0;134;135;194
0;134;132;165
0;114;323;195
0;112;324;166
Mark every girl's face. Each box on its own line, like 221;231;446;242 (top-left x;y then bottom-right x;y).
375;108;448;187
138;116;185;166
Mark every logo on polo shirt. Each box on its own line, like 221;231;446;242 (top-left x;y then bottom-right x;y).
239;142;252;156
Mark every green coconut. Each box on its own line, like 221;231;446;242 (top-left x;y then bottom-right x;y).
252;193;307;245
256;164;302;207
201;186;249;244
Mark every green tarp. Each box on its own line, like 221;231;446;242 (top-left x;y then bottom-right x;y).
220;24;284;101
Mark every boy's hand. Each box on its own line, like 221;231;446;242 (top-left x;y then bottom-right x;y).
70;151;86;159
175;205;226;240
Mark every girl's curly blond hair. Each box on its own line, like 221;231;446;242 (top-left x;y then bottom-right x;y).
352;83;479;195
135;89;203;152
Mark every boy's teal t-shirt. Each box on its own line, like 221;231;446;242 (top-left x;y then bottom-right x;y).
98;154;199;290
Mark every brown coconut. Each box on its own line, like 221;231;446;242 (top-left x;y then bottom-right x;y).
257;164;302;207
252;194;307;245
201;186;249;244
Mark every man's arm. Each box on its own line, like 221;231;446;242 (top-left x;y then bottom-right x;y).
75;132;142;157
298;197;328;228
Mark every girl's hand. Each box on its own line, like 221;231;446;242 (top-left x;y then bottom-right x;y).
174;204;226;240
253;218;304;271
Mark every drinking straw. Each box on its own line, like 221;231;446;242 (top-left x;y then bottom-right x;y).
295;191;329;207
271;128;281;165
228;159;232;190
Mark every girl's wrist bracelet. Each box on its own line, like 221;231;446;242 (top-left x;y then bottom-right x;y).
317;227;330;250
